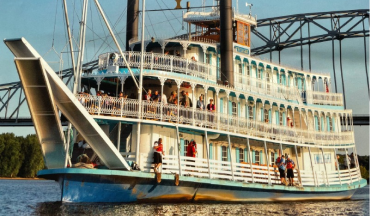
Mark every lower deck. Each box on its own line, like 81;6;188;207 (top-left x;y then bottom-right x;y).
38;168;367;203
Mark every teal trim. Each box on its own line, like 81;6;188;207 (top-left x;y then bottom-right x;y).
277;73;280;84
180;138;185;156
227;147;231;162
274;152;278;163
209;54;212;75
252;150;255;163
209;143;213;159
260;150;263;164
261;108;263;121
220;98;224;113
321;116;325;131
268;110;272;123
298;78;302;90
326;116;330;131
283;112;286;126
315;116;319;131
236;148;240;163
244;148;248;162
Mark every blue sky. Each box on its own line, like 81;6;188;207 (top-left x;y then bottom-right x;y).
0;0;368;154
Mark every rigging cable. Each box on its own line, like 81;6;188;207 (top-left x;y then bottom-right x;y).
155;0;177;35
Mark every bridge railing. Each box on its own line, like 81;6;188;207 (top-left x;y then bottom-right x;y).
76;94;354;146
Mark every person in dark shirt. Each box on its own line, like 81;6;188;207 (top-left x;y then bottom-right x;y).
207;99;216;123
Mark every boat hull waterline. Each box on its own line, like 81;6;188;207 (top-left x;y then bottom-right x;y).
38;169;366;203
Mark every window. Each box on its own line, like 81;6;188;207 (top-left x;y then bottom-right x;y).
329;117;333;132
239;148;244;163
255;151;260;165
222;146;228;162
184;139;190;156
264;109;269;123
314;154;331;164
248;106;253;120
232;102;237;117
244;63;250;76
236;22;250;46
270;152;275;165
317;116;321;132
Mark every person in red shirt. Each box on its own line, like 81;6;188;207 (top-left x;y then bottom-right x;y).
153;138;164;173
207;99;216;124
186;141;197;172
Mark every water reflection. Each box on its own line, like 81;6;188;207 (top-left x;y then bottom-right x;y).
35;198;369;216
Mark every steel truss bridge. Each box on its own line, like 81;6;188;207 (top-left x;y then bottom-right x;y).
0;9;368;127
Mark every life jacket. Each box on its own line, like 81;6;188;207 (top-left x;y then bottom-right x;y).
276;157;281;164
286;159;294;169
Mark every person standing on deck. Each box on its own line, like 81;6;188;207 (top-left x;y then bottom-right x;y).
285;155;295;186
153;138;164;173
276;155;286;185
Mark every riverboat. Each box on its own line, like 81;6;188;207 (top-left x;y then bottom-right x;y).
5;0;366;202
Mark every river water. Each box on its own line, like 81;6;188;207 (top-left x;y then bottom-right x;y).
0;179;368;216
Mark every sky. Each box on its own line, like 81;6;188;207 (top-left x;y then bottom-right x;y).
0;0;368;154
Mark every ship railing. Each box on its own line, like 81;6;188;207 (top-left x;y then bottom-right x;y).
170;34;219;45
234;74;302;102
137;153;361;187
98;51;217;82
306;91;344;106
76;94;355;146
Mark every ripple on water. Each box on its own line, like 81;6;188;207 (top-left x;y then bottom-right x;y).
0;180;368;216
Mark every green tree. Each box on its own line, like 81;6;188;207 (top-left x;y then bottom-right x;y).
360;166;369;182
18;134;44;178
0;133;24;177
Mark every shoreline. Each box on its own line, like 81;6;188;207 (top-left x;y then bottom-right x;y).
0;177;47;180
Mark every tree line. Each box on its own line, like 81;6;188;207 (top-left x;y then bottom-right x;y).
0;133;44;178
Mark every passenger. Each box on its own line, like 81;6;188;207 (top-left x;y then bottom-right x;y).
151;90;160;101
207;99;216;123
276;155;286;185
346;154;352;169
143;89;152;101
168;91;178;104
175;50;181;57
285;155;295;186
196;95;205;122
180;90;190;107
350;153;355;168
153;138;165;173
186;140;197;172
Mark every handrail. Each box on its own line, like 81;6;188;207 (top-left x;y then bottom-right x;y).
76;94;355;146
97;51;218;82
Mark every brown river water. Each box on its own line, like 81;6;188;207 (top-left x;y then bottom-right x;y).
0;180;368;215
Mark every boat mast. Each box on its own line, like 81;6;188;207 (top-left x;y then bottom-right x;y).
136;0;146;166
62;0;77;168
93;0;140;90
76;0;89;92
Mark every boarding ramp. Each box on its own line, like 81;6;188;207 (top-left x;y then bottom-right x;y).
5;38;131;170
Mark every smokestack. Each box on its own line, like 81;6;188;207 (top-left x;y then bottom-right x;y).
220;0;234;87
126;0;139;51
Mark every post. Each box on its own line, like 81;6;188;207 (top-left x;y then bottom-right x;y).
247;138;254;183
227;134;235;181
205;131;212;179
345;148;353;184
176;125;182;176
264;141;271;185
334;148;342;185
320;148;329;186
308;147;317;186
117;122;121;151
76;0;89;92
294;145;301;185
160;80;164;121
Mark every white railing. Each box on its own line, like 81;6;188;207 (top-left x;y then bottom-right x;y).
97;51;217;82
137;153;362;187
234;74;302;102
307;91;344;106
76;94;355;146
